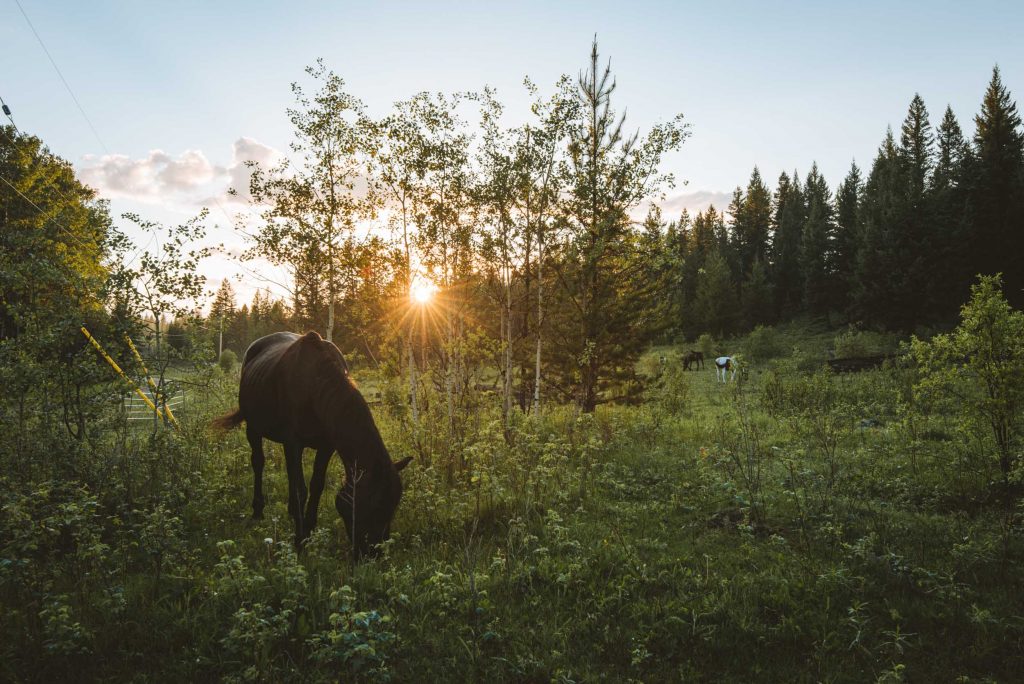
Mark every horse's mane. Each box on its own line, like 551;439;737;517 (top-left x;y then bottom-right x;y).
296;333;386;468
297;333;358;400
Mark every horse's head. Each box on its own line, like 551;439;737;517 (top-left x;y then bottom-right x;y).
336;456;413;561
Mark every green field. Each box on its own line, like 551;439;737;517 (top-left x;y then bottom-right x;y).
3;321;1022;683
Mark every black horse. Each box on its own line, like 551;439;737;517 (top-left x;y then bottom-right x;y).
214;331;411;560
683;350;705;370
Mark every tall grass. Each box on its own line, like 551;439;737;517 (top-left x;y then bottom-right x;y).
1;338;1022;681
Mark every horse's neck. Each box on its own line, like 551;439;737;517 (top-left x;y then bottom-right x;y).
320;387;389;477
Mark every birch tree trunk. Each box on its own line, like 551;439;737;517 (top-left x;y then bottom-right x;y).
533;221;544;414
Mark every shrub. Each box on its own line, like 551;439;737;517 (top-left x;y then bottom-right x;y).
218;349;238;372
307;585;395;682
696;333;716;359
911;275;1024;481
833;326;898;359
743;325;785;363
833;326;871;358
647;360;691;415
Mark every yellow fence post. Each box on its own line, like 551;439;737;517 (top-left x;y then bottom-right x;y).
79;327;178;431
124;335;179;427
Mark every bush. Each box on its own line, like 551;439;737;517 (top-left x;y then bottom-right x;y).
833;326;871;358
696;333;716;359
911;275;1024;481
833;326;898;359
219;349;238;372
743;325;785;363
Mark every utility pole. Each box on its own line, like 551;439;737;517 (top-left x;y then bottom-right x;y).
218;316;224;359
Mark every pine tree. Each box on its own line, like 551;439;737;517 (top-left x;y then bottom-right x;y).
227;304;250;354
853;129;903;327
901;94;934;199
770;171;806;317
679;206;720;337
971;66;1024;306
931;106;973;316
741;258;773;329
834;161;861;311
210;279;236;322
896;94;938;321
694;248;739;337
557;39;688;411
726;186;745;282
799;164;834;315
933;106;969;192
735;167;772;279
665;209;691;336
209;279;237;358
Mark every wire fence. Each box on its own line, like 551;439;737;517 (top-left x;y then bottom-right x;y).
124;386;186;424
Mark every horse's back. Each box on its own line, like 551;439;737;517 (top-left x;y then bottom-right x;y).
239;331;349;447
239;333;305;440
243;332;302;368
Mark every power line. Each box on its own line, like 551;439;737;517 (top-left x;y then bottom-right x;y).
7;5;342;303
0;172;97;253
0;122;88;216
14;0;110;155
0;125;156;272
1;95;18;131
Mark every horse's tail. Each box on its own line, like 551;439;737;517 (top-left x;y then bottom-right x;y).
211;407;245;432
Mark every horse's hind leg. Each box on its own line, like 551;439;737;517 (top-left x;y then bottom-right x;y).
302;447;333;538
246;425;266;520
283;442;309;547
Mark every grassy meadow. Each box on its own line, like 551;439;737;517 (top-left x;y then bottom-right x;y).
2;321;1022;683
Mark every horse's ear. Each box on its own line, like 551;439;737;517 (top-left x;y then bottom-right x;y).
394;456;413;472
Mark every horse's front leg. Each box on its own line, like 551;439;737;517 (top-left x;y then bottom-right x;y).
303;447;334;537
283;442;309;547
246;425;266;520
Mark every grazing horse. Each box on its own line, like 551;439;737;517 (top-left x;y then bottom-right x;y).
213;331;412;560
683;350;705;371
715;355;738;382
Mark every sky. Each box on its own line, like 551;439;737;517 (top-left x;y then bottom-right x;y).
3;0;1022;305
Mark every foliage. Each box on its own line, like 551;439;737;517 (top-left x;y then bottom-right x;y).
307;585;395;681
243;60;377;343
696;332;717;359
911;275;1024;480
219;349;238;372
5;43;1024;684
743;324;786;362
554;38;689;411
3;317;1024;681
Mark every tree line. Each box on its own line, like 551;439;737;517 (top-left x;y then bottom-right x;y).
1;44;1021;440
669;67;1023;337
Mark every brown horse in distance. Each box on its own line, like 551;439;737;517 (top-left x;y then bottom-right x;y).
213;331;411;560
683;350;705;370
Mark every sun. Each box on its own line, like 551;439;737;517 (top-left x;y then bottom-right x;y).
410;277;437;305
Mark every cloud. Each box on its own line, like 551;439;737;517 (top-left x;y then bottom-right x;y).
78;138;282;206
80;148;217;199
156;149;217;189
659;190;733;217
221;137;280;204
